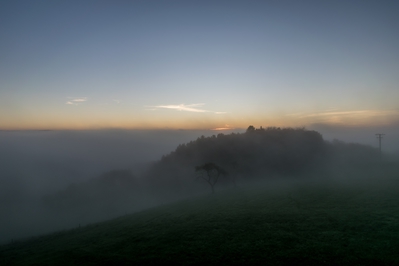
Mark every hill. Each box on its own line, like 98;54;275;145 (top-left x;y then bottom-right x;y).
36;126;382;238
2;170;399;265
143;126;379;195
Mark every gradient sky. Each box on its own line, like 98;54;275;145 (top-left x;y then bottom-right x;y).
1;0;398;130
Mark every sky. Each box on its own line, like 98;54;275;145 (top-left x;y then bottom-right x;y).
1;0;398;131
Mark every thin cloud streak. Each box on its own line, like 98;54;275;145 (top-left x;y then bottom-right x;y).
212;124;233;130
147;103;226;114
286;109;399;125
155;104;206;113
66;97;88;105
286;110;399;118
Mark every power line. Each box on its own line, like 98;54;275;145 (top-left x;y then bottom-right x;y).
375;133;385;160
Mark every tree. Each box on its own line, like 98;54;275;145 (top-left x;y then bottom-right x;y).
195;162;228;193
246;125;255;133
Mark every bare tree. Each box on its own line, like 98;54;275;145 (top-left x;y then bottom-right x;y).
195;163;228;193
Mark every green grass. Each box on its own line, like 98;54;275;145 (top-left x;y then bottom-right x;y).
1;176;399;265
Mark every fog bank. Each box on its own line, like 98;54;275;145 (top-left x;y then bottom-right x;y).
0;129;241;243
0;127;397;244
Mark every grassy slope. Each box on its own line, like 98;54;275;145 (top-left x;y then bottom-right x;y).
1;175;399;265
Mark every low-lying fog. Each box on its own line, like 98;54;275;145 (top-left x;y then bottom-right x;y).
0;127;398;244
310;123;399;154
0;130;223;195
0;129;239;243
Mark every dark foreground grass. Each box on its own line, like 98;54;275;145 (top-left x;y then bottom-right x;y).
1;175;399;265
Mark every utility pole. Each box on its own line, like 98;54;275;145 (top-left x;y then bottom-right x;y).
375;133;385;160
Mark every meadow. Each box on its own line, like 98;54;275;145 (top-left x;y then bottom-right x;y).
1;166;399;265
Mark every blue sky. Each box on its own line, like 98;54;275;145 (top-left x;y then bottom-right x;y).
1;0;398;130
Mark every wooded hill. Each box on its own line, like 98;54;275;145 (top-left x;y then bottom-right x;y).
144;126;379;194
42;126;380;220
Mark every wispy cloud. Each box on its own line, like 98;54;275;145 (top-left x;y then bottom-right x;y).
113;99;120;104
212;124;233;131
286;110;399;119
155;104;207;113
66;97;87;105
147;103;226;114
286;109;399;124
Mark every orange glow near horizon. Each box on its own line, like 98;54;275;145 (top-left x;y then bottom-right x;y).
1;108;398;131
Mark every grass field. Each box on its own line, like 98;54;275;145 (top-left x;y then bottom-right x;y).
1;172;399;265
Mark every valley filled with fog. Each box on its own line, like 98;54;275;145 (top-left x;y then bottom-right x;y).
0;129;229;243
1;127;398;244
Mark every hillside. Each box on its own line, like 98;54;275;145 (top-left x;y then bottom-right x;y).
143;126;379;195
2;169;399;265
35;127;382;238
39;170;158;228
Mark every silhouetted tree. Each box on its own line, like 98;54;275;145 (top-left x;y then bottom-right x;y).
246;125;255;133
195;163;228;193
